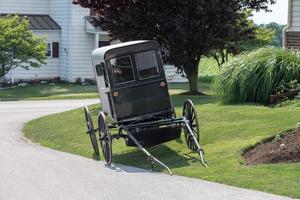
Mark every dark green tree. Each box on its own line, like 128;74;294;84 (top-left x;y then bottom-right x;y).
0;15;47;78
74;0;274;94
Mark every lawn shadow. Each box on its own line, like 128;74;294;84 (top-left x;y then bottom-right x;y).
171;94;216;107
112;144;198;173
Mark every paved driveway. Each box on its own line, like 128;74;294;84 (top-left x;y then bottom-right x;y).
0;100;293;200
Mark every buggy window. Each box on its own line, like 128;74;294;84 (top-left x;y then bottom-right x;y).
135;51;159;79
110;56;135;84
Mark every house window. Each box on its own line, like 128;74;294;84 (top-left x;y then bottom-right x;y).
52;42;59;58
46;42;59;58
46;43;51;57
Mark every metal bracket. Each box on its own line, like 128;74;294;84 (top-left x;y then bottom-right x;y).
102;87;111;93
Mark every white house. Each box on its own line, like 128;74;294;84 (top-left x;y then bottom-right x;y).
0;0;187;83
283;0;300;49
0;0;111;82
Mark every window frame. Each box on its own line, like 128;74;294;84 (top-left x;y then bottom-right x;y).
52;42;59;58
134;50;160;80
46;43;52;57
109;55;136;85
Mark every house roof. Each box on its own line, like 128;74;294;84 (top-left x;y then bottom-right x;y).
0;14;61;30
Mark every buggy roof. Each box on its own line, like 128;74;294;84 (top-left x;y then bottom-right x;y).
92;40;158;60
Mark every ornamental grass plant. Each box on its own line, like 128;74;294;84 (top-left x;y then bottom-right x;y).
213;47;300;105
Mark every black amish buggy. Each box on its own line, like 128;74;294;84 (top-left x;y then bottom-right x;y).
84;40;207;174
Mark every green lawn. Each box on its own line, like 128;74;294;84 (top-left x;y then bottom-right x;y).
0;83;99;101
24;83;300;198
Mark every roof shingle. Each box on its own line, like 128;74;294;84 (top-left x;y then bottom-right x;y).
0;14;61;30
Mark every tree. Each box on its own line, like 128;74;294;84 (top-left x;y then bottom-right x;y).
211;25;275;68
239;26;274;51
74;0;274;94
210;11;256;68
258;22;285;47
210;11;276;68
0;15;47;79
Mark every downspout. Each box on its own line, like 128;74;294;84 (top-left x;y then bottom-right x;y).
67;0;72;82
95;33;99;49
283;0;293;48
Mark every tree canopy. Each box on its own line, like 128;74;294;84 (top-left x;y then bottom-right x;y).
0;15;47;79
257;22;285;47
74;0;274;93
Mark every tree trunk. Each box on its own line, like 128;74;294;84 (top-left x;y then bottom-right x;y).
0;64;5;78
188;68;198;93
212;53;222;68
185;64;202;95
181;56;206;95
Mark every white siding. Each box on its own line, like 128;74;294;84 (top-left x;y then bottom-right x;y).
48;0;71;80
291;0;300;31
6;31;60;80
69;5;96;81
1;0;111;82
0;0;49;14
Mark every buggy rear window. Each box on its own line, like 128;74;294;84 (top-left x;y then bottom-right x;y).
134;51;159;79
110;56;135;84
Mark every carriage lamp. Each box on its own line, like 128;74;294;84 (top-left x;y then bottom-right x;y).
160;81;166;88
113;91;119;97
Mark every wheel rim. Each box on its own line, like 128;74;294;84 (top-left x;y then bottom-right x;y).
84;106;100;156
98;112;112;165
183;99;200;151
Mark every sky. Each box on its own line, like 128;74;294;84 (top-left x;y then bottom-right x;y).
251;0;288;25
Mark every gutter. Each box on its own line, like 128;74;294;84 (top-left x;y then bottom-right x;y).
283;0;293;48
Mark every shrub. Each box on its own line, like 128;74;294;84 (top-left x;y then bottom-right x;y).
213;47;300;105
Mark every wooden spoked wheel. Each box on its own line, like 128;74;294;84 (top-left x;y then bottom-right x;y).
98;112;112;165
182;99;200;151
84;105;100;156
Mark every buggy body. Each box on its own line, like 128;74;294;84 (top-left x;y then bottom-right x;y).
84;40;207;174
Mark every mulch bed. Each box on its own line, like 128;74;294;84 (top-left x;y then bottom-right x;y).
244;129;300;165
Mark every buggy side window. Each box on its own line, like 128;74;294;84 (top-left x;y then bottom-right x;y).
110;56;135;84
134;50;159;79
95;64;104;76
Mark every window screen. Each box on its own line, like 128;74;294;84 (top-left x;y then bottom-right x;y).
135;50;159;79
110;56;135;84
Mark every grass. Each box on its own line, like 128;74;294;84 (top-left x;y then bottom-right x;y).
0;83;99;101
198;56;220;83
24;82;300;198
